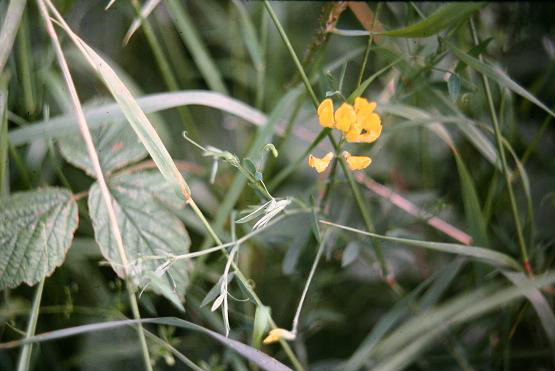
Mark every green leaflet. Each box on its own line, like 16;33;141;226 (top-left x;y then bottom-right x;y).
0;188;78;289
88;171;191;299
58;117;147;177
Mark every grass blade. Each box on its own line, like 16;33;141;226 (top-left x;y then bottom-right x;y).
123;0;161;45
0;0;27;74
446;39;555;119
377;3;484;38
320;220;520;270
165;0;228;95
0;317;295;371
504;272;555;359
9;90;266;145
16;278;44;371
48;9;191;199
371;272;555;371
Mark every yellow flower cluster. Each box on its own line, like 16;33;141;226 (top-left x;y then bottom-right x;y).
309;97;382;173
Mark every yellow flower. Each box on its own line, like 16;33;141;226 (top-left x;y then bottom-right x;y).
308;152;334;173
262;328;296;345
346;97;382;144
343;151;372;170
317;98;335;128
334;103;357;133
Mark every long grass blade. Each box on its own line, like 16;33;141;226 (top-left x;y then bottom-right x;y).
446;39;555;119
376;3;484;38
0;0;27;74
0;317;295;371
320;220;520;270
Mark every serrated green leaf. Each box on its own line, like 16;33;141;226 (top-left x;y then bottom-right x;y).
145;271;185;312
58;118;147;177
0;188;78;289
88;171;191;298
377;3;484;38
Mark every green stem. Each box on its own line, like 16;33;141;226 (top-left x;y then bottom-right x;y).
255;8;268;110
126;282;153;371
268;128;331;191
468;18;530;273
356;3;381;87
16;10;35;117
0;0;27;74
16;278;44;371
263;0;319;108
129;0;200;142
188;199;305;371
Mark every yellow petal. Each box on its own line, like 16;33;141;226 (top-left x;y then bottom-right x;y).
308;152;334;173
263;328;296;345
317;98;335;128
343;151;372;170
359;112;381;132
334;103;356;133
354;97;376;114
345;125;362;142
354;97;368;113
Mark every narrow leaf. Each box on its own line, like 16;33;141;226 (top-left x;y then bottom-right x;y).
377;3;484;38
446;39;555;119
0;317;295;371
321;220;520;270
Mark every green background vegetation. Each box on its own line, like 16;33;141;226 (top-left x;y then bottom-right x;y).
0;1;554;371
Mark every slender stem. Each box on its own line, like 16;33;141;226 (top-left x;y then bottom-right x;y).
356;3;381;87
37;2;153;369
17;10;35;117
268;128;331;191
128;0;200;143
16;278;44;371
255;8;268;110
291;232;328;335
264;0;391;282
263;0;319;108
468;18;530;274
188;198;305;370
126;281;153;371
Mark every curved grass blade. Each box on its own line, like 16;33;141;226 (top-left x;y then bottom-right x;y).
123;0;162;45
232;0;263;71
320;220;520;270
446;39;555;119
503;272;555;360
165;0;228;95
9;90;266;145
370;272;555;371
0;317;295;371
41;11;191;198
376;3;484;38
0;0;27;74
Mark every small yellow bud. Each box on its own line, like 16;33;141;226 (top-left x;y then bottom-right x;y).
308;152;334;173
